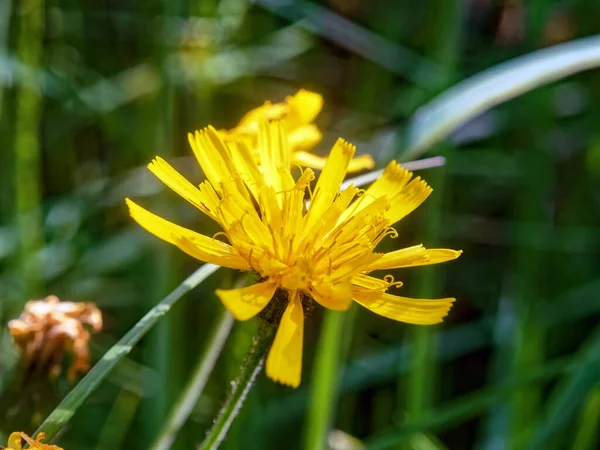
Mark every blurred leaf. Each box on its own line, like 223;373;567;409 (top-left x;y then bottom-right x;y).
365;356;574;449
527;326;600;450
403;34;600;160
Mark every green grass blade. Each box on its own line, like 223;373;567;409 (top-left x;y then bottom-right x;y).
403;34;600;160
13;0;45;298
365;356;575;449
151;311;235;450
303;310;349;450
527;326;600;450
34;263;220;441
572;386;600;450
95;390;140;450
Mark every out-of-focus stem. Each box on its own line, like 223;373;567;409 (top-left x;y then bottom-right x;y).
14;0;45;296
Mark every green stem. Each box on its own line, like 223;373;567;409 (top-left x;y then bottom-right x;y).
199;321;277;450
151;311;235;450
14;0;45;297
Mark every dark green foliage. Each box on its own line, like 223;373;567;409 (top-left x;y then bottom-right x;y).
1;1;600;449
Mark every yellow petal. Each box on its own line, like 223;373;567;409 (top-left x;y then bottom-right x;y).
266;291;304;388
339;161;412;222
8;432;23;450
385;177;433;224
291;151;328;170
188;126;250;201
309;278;353;311
126;199;250;270
367;246;462;271
288;125;322;151
286;89;323;126
258;121;294;198
236;101;288;131
353;288;455;325
147;157;218;221
347;154;375;173
304;139;356;232
216;280;277;320
351;273;399;290
292;150;374;173
228;140;265;200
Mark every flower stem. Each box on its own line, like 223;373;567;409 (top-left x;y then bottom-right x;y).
199;322;277;450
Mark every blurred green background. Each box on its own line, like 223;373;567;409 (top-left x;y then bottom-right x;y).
1;0;600;449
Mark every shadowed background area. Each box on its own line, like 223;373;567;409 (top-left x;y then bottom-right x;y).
1;0;600;449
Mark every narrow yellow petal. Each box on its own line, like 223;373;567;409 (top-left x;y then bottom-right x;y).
339;160;412;223
346;154;375;173
291;151;328;170
367;246;462;271
188;126;251;202
292;150;374;173
351;273;398;290
228;140;265;200
385;177;433;224
353;288;455;325
286;89;323;126
126;199;250;270
258;121;294;198
147;157;217;221
266;291;304;388
236;101;287;131
288;125;322;151
304;139;355;232
216;280;277;321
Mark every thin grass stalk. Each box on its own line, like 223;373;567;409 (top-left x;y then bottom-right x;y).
34;263;220;441
151;311;235;450
14;0;44;297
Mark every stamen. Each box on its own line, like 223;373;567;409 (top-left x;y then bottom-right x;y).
211;231;230;243
383;274;403;289
248;248;258;273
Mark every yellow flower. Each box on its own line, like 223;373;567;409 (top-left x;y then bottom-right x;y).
4;432;63;450
126;122;461;388
223;89;375;173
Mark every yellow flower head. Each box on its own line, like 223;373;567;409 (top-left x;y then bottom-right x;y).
223;90;375;173
126;122;461;387
4;432;63;450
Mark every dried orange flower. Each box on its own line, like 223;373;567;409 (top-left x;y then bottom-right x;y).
2;432;63;450
8;295;102;382
221;90;375;173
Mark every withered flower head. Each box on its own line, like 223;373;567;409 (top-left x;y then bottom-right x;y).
8;295;102;382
